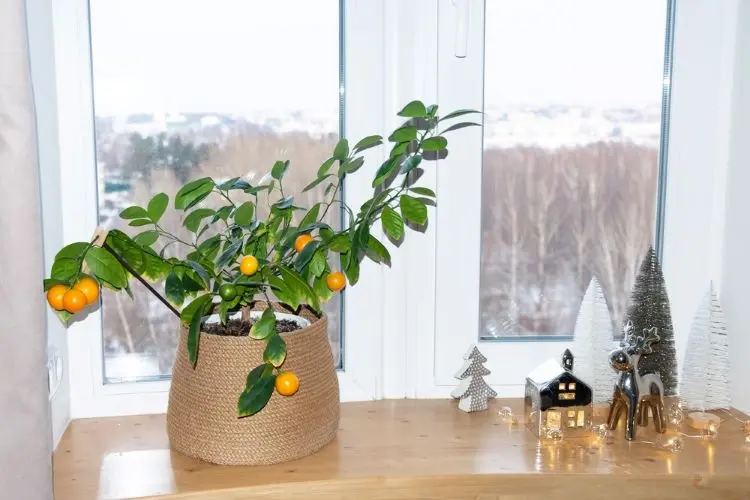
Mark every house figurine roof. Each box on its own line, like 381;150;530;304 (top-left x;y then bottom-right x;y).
527;358;569;386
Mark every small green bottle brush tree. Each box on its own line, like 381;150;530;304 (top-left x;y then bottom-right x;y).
43;101;479;416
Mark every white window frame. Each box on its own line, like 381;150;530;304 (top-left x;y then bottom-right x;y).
46;0;394;418
407;0;747;403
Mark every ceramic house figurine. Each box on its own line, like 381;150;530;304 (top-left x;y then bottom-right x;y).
524;349;593;438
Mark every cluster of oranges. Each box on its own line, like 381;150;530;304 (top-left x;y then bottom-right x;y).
294;234;346;292
47;277;100;314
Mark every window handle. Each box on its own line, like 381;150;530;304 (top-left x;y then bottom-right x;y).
453;0;469;58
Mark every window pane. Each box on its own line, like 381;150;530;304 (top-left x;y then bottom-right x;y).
480;1;668;339
90;0;342;383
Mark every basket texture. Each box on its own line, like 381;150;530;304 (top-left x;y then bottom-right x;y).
167;302;340;465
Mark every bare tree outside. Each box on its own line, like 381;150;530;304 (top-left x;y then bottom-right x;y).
89;0;341;383
479;1;667;339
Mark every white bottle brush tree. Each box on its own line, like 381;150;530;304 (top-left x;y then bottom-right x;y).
680;283;732;410
452;345;497;412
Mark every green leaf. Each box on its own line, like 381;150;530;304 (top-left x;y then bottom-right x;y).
355;224;370;251
105;229;171;281
268;274;299;309
313;274;334;302
54;242;89;261
165;272;185;306
128;219;152;227
340;157;365;177
382;207;405;241
183;208;215;233
353;135;383;153
237;364;275;417
373;157;399;187
439;109;481;121
426;104;439;117
328;234;351;253
234;201;255;226
388;126;418;143
309;250;327;277
295;239;319;272
278;265;321;312
244;184;272;195
345;255;360;286
317;157;336;177
300;203;321;228
303;174;334;192
250;307;276;340
211;205;234;223
245;363;271;390
218;177;240;190
119;206;149;220
215;239;243;270
390;142;410;158
85;247;128;289
400;154;423;175
51;257;79;282
271;160;290;180
398;100;428;118
43;278;70;291
147;193;169;222
333;139;349;160
367;235;391;265
180;294;213;366
421;136;448;152
273;196;294;210
133;230;159;247
175;177;214;210
410;186;436;197
399;195;428;225
263;334;287;367
186;259;212;287
441;122;481;134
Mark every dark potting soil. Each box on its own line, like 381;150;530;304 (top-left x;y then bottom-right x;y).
202;318;302;337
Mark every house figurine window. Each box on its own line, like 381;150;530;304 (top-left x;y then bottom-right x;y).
523;349;593;438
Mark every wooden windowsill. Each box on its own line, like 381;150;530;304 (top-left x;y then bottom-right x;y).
53;399;750;499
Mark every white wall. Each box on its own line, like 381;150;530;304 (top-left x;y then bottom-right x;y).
722;0;750;414
25;0;71;447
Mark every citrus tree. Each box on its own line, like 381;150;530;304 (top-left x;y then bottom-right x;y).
43;101;479;416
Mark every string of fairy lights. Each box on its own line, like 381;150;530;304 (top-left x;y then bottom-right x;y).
497;402;750;454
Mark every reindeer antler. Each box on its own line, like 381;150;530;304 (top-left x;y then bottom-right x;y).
620;321;636;348
633;326;660;354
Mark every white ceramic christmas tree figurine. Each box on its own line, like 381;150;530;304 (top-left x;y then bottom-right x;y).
680;283;731;410
452;345;497;412
572;276;618;406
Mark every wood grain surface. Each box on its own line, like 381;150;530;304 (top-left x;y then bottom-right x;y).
53;399;750;499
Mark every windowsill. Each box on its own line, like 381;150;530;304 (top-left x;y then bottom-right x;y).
53;399;750;500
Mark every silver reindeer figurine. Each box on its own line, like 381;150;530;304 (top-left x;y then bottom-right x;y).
606;322;667;441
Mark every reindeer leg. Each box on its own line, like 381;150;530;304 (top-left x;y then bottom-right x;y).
607;393;623;431
652;398;666;434
625;394;638;441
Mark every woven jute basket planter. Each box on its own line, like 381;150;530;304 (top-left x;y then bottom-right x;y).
167;302;340;465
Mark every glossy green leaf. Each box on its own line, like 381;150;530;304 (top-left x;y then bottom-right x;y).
426;104;439;117
50;257;79;282
390;142;410;158
268;274;300;309
303;174;334;192
300;203;321;229
333;138;349;160
344;255;360;286
295;239;319;272
105;229;171;281
441;121;481;134
128;219;152;227
237;364;275;417
353;135;383;153
165;272;185;306
245;363;271;390
366;235;391;265
399;195;428;225
340;156;365;176
211;205;234;223
421;136;448;152
119;205;149;220
186;259;212;287
381;207;405;241
388;126;417;143
175;177;214;210
400;154;422;175
309;250;327;277
278;265;320;312
54;242;89;261
147;193;169;222
373;157;399;187
180;294;213;366
313;274;334;303
410;186;436;197
397;100;428;118
234;201;255;226
43;278;70;291
438;109;481;121
271;160;290;180
85;247;128;289
328;234;351;253
215;239;243;270
250;307;276;340
317;157;336;177
263;334;287;367
183;208;215;233
133;230;159;247
273;196;294;210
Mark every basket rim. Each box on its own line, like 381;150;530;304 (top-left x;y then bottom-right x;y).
194;303;327;341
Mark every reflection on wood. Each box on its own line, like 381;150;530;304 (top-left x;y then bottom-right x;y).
53;399;750;500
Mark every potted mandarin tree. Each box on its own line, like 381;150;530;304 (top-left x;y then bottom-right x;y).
43;101;478;465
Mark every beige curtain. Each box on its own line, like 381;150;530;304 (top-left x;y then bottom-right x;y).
0;1;54;499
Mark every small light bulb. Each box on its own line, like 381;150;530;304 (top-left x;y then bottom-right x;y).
547;428;563;441
595;423;610;439
668;402;684;425
703;423;719;441
664;437;684;453
498;406;513;418
744;434;750;445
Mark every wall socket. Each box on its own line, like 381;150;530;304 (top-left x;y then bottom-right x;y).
47;346;63;400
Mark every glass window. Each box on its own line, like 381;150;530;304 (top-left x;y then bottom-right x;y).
568;383;576;391
89;0;343;383
479;1;669;339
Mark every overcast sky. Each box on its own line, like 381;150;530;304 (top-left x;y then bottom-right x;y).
90;0;668;114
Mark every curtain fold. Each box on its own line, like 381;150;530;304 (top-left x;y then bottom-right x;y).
0;1;54;499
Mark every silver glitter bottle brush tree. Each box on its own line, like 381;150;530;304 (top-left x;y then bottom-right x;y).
622;246;678;395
